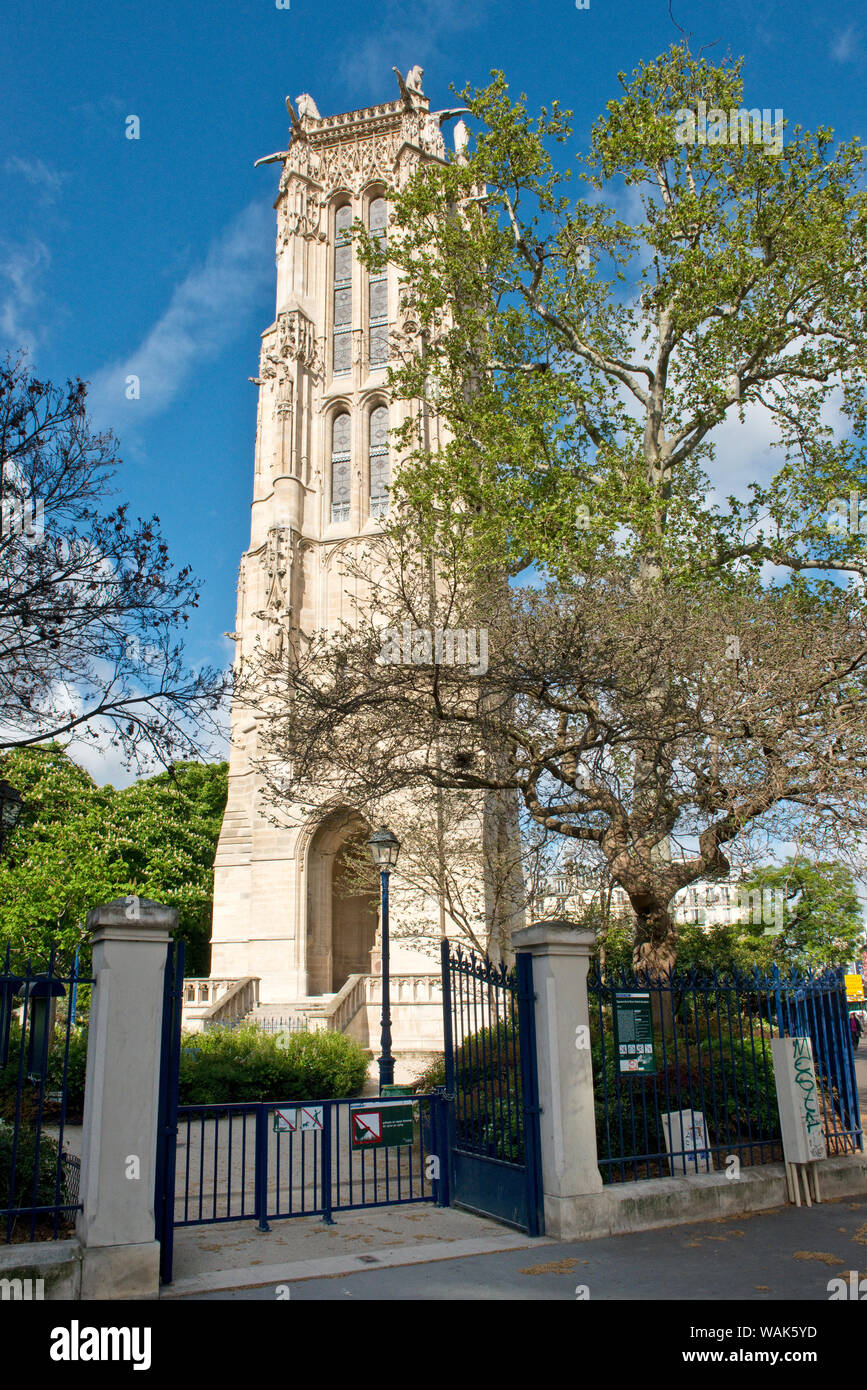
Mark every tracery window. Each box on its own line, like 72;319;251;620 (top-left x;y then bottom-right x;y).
369;405;390;517
368;197;388;369
331;412;351;522
333;205;352;376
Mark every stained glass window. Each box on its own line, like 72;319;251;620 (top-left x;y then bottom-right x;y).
369;405;390;517
331;412;351;522
333;205;352;376
368;197;388;369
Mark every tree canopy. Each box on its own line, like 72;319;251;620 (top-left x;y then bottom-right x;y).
0;746;227;970
246;45;867;975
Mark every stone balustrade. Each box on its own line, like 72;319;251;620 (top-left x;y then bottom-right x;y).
182;977;260;1033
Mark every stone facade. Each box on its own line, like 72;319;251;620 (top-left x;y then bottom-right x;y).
209;72;504;1044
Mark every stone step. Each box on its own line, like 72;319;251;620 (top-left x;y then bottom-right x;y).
251;998;334;1016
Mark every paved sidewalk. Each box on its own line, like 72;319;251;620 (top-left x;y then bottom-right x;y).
171;1194;867;1301
162;1202;546;1298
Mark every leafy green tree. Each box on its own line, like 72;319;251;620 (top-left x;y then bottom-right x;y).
734;858;864;969
0;746;227;971
252;44;867;977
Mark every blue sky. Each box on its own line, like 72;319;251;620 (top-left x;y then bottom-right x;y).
1;0;865;786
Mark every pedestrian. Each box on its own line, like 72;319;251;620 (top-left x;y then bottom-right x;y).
850;1012;863;1049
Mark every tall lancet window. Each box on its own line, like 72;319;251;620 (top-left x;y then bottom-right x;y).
369;405;390;517
368;197;388;369
333;205;353;376
331;412;351;522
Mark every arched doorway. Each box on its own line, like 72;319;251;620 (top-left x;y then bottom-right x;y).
305;812;379;994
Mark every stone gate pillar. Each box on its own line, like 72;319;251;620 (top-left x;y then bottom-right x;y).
513;919;602;1239
76;897;176;1299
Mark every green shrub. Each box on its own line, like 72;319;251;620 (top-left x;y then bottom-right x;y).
413;1017;519;1093
590;1006;782;1182
413;1053;446;1091
46;1027;88;1118
178;1025;369;1104
0;1120;67;1216
0;1025;89;1123
413;1018;524;1160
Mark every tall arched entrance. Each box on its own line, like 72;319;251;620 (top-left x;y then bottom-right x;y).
305;810;379;994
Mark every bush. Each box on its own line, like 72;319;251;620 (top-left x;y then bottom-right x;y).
0;1025;89;1123
591;1005;781;1181
46;1027;88;1118
0;1120;68;1219
413;1053;446;1091
178;1025;369;1104
413;1018;524;1160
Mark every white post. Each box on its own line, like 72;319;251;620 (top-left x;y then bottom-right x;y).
76;896;176;1300
513;919;602;1239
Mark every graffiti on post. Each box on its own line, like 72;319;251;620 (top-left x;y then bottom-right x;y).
770;1036;827;1164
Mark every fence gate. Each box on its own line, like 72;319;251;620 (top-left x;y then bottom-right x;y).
440;942;544;1236
152;938;449;1286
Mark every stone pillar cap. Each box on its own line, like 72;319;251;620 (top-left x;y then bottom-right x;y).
86;897;178;935
513;919;596;951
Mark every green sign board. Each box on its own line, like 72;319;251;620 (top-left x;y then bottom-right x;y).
350;1101;415;1150
613;992;656;1075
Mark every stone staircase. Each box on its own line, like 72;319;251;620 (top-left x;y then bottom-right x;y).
181;972;445;1081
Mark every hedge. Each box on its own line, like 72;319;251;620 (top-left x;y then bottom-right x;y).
178;1025;369;1104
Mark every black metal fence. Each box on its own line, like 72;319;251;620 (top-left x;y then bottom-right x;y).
0;947;91;1241
589;964;862;1184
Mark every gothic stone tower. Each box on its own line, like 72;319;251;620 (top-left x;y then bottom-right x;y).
209;71;495;1038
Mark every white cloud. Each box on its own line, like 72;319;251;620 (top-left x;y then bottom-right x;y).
0;238;51;352
337;0;490;100
87;199;273;429
832;25;861;63
64;735;143;790
4;156;67;204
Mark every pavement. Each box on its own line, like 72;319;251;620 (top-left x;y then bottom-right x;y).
162;1203;545;1298
167;1193;867;1301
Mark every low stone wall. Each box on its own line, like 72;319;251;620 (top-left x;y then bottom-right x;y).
347;1000;444;1053
544;1154;867;1242
0;1239;82;1301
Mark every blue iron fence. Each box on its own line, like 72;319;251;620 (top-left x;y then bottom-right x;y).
167;1094;447;1236
0;946;92;1241
589;964;862;1184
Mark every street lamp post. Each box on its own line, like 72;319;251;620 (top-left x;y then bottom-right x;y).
367;826;401;1094
0;780;24;858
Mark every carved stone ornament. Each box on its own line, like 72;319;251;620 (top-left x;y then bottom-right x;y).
280;178;325;241
277;309;318;368
264;525;294;613
259;309;321;385
317;132;402;196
